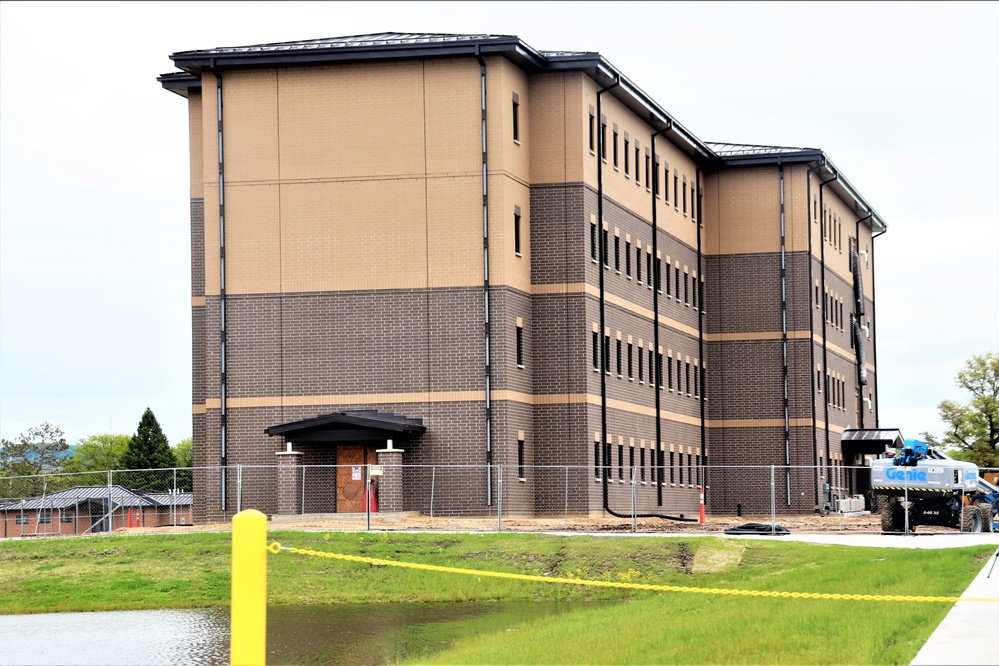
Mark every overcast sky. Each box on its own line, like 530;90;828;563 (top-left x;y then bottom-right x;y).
1;1;996;449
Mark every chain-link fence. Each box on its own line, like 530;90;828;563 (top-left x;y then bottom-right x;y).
3;465;996;538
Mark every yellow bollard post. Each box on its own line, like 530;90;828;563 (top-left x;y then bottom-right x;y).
231;509;267;666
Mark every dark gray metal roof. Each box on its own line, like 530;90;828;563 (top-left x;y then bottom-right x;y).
841;428;904;455
707;142;821;158
0;486;193;511
265;410;426;442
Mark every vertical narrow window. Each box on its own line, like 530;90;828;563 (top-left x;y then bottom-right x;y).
636;246;642;283
614;127;620;168
692;275;698;309
646;253;652;289
627;342;633;378
600;116;607;160
676;358;683;394
638;347;644;382
685;362;691;395
673;170;679;207
648;350;655;390
516;323;524;366
664;162;670;203
700;366;706;399
614;235;620;271
512;93;520;142
670;451;676;484
629;445;635;478
618;444;624;480
594;440;600;477
592;331;599;370
517;439;525;479
817;368;822;392
654;156;660;196
622;133;628;173
588;107;595;152
700;278;705;311
684;273;690;305
682;176;688;215
665;262;671;296
602;228;609;266
590;221;597;261
691;184;697;221
513;206;522;255
679;452;684;485
667;355;673;389
657;352;664;389
693;364;699;396
675;267;681;299
604;334;611;374
645;150;651;187
850;314;856;349
625;241;631;276
640;448;646;481
616;339;622;376
634;143;641;184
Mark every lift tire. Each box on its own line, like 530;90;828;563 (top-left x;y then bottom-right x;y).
979;506;995;533
881;501;903;533
960;506;984;533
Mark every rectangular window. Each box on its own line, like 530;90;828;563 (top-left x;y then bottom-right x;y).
638;348;644;382
654;156;661;196
679;452;684;485
634;145;641;184
657;352;664;389
685;362;691;395
665;263;671;296
602;228;609;266
667;355;673;390
38;511;51;524
588;108;595;152
627;342;633;378
645;152;651;187
514;208;522;255
618;444;624;480
691;184;697;221
700;278;705;311
15;514;28;525
646;254;652;288
636;247;642;283
655;257;662;292
682;177;688;214
700;366;706;399
673;170;679;208
629;446;635;478
604;334;611;374
622;135;628;174
670;451;675;484
684;273;690;305
512;93;520;142
675;267;681;299
594;441;600;477
614;128;620;168
640;448;646;481
648;350;655;390
516;324;524;366
664;163;670;203
614;236;620;271
692;275;698;309
676;358;683;394
592;331;599;370
693;364;699;396
625;241;631;276
61;513;73;523
616;339;622;376
600;117;607;160
518;439;525;479
590;221;597;261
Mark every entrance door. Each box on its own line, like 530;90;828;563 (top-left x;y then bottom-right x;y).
336;445;378;512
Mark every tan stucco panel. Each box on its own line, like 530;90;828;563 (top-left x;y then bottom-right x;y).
225;184;281;294
187;91;203;199
423;58;480;175
427;175;485;288
702;167;781;255
221;69;280;184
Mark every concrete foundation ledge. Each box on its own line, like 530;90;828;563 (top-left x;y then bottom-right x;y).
270;512;419;524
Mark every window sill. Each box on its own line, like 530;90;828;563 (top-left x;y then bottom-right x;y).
628;377;634;382
513;139;521;146
518;477;526;483
517;364;525;369
515;252;522;258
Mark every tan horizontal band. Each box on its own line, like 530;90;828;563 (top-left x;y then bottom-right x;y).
192;296;206;307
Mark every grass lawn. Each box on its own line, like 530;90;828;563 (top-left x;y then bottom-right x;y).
0;530;993;664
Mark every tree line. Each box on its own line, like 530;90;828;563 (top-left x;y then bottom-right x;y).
1;408;192;497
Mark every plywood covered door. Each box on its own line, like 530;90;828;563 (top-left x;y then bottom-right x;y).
336;445;376;512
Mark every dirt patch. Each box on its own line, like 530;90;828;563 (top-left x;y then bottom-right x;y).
691;541;745;574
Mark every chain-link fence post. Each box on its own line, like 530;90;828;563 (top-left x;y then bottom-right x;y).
770;465;776;534
236;465;243;514
497;465;503;533
564;466;569;529
430;466;436;529
631;465;637;532
365;464;371;532
108;469;113;535
301;465;306;529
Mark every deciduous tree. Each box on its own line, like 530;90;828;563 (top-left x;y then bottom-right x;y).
929;352;999;468
0;422;68;496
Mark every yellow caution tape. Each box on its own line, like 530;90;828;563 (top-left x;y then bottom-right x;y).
266;542;998;604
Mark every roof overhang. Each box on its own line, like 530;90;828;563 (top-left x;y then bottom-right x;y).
264;410;426;443
841;428;904;455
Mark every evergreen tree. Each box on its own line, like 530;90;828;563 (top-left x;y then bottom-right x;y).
119;409;175;491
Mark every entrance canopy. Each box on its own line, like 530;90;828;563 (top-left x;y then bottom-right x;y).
840;428;904;456
264;410;426;443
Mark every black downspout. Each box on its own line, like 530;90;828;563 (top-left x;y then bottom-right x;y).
852;211;873;430
871;225;886;427
214;64;228;513
651;122;671;509
818;169;838;513
696;169;705;501
805;161;824;510
779;160;791;506
475;48;493;506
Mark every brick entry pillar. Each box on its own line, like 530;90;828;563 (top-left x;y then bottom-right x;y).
376;447;405;513
275;451;303;515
